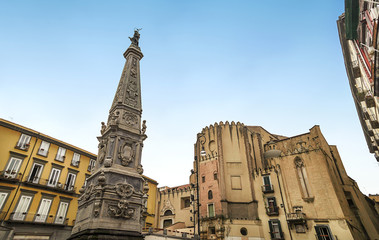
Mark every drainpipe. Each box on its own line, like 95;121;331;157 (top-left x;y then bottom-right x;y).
1;133;40;224
275;165;293;240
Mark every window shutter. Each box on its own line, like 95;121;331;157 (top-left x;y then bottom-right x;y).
277;220;283;238
268;220;274;238
345;0;359;39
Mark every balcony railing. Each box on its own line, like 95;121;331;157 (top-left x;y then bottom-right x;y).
287;212;306;222
24;177;76;193
261;184;274;193
8;212;68;225
266;206;279;216
0;171;22;181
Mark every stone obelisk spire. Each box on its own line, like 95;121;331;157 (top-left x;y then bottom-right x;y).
70;29;148;240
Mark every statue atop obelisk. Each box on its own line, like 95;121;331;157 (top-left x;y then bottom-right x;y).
70;29;148;240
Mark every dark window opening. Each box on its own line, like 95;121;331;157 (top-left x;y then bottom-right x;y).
164;210;173;216
163;219;173;228
208;190;213;200
202;176;205;183
209;227;216;235
315;225;333;240
240;227;248;236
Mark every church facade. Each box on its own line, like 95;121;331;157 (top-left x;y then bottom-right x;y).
189;122;379;240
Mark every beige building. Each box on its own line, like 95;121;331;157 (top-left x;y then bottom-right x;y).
190;121;379;240
156;184;193;232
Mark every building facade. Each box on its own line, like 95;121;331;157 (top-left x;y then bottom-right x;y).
191;121;379;240
156;184;193;231
0;118;97;240
144;175;159;229
338;0;379;162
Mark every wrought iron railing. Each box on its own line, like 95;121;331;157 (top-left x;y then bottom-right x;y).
8;212;68;225
24;177;76;193
0;171;22;181
266;206;279;216
261;184;274;193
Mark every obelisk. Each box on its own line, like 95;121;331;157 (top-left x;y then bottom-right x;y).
69;29;148;240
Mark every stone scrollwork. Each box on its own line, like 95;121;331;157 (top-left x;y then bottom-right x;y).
116;183;134;198
137;164;143;174
122;112;138;127
118;142;135;166
108;199;135;219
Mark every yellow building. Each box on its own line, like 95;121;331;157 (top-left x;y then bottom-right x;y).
0;118;97;240
143;175;159;229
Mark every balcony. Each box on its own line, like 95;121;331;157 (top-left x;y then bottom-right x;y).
287;212;306;223
366;95;376;108
287;212;307;232
0;171;22;182
370;115;379;129
24;178;76;194
7;212;68;225
352;60;361;78
266;206;279;216
261;184;274;193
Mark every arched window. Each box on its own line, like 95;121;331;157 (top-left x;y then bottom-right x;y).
208;190;213;200
164;210;173;216
294;157;312;199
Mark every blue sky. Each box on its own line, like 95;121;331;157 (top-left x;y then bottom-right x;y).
1;1;378;194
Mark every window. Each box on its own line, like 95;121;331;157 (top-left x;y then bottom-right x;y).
37;141;50;157
47;168;61;187
214;172;218;180
0;192;8;210
240;227;248;236
208;203;215;217
164;210;173;216
88;159;96;172
4;157;22;178
83;175;90;187
35;198;52;222
163;219;172;228
13;195;32;220
315;225;333;240
16;134;31;150
209;227;216;234
55;147;66;162
181;197;191;209
263;175;273;192
294;157;312;199
65;173;76;191
28;163;43;183
202;176;205;183
71;153;80;167
55;201;69;224
269;220;283;239
208;190;213;200
267;197;279;215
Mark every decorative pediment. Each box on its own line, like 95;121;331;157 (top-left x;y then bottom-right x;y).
160;199;175;216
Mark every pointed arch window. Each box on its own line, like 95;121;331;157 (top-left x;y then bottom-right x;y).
294;157;313;200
